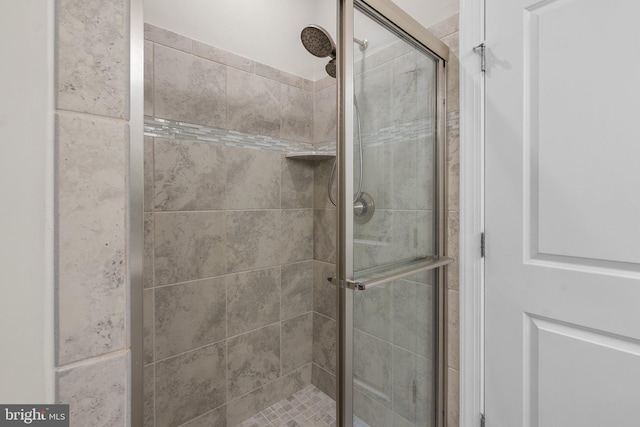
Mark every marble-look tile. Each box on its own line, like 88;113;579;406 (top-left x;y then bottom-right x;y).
313;209;336;264
427;13;459;39
313;261;336;320
392;51;418;125
282;313;313;374
302;79;315;92
416;53;437;120
154;138;226;211
144;137;154;212
281;157;314;209
447;210;459;290
144;41;154;117
355;61;393;134
227;378;282;427
392;279;434;359
226;210;280;273
442;32;459;113
143;289;154;365
361;143;392;209
313;159;337;209
56;113;126;364
227;67;281;138
227;324;281;399
281;261;313;320
144;23;191;53
193;40;254;73
417;210;436;259
354;282;391;342
281;364;312;398
280;209;313;264
392;346;433;425
56;352;126;427
313;85;336;143
416;136;436;211
313;313;336;374
155;277;226;360
281;84;313;143
448;290;460;370
143;213;154;289
154;211;226;286
144;365;154;427
225;147;281;209
155;343;226;427
353;389;392;427
447;113;460;212
312;363;336;401
447;368;460;427
226;267;280;337
255;62;304;89
154;44;226;128
180;405;227;427
57;0;127;118
357;39;413;73
353;329;392;408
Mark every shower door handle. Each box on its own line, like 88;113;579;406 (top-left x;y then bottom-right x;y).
326;277;366;291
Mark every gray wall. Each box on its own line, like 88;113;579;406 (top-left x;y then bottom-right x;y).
54;0;130;425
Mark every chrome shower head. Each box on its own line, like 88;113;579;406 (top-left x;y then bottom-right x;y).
301;25;336;59
325;59;336;78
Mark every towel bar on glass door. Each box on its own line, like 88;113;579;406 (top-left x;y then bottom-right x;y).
327;256;454;290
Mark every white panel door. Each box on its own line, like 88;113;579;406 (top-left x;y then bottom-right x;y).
485;0;640;425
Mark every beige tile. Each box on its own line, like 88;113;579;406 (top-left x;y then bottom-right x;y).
281;313;313;374
144;41;154;117
427;13;459;39
226;267;280;337
154;211;226;286
447;210;460;290
281;157;314;209
154;44;226;128
281;261;313;320
442;32;460;113
448;290;460;370
155;343;226;427
154;138;226;211
193;40;254;72
280;209;313;264
57;0;127;118
56;352;126;426
155;277;226;360
281;84;313;143
227;324;281;400
56;113;126;364
224;147;281;210
447;113;460;211
447;368;460;427
227;67;281;138
255;62;304;89
312;313;336;374
144;23;191;53
226;210;280;273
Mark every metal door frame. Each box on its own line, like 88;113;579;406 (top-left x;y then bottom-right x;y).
336;1;450;426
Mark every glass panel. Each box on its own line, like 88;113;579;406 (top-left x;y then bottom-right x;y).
350;5;439;427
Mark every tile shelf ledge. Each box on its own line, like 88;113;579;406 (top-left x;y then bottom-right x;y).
285;151;336;160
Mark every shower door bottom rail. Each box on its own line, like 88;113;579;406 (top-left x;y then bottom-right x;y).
327;256;453;290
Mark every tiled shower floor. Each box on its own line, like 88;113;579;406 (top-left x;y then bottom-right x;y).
240;385;336;427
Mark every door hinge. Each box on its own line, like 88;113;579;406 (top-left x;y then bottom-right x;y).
480;232;486;258
480;413;486;427
473;42;486;73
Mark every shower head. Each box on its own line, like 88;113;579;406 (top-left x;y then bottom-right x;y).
301;25;336;59
325;59;336;78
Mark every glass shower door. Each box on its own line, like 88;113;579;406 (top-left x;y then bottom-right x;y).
335;1;451;426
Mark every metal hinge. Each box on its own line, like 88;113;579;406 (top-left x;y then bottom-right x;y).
473;42;486;73
327;277;366;291
480;232;486;258
481;413;486;427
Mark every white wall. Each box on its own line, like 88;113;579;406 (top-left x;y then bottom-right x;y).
0;0;55;403
144;0;458;80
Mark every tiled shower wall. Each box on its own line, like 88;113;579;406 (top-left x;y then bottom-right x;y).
142;25;339;427
54;0;129;425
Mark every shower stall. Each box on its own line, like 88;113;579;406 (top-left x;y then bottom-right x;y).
137;1;450;426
